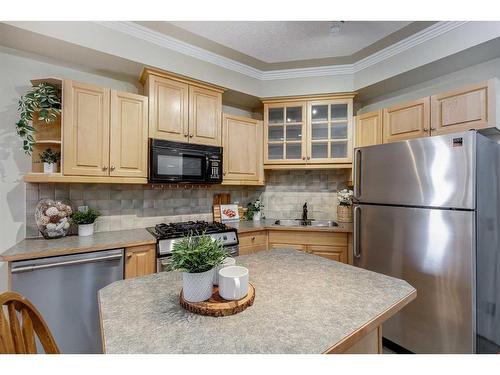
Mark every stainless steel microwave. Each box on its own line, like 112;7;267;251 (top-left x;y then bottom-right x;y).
149;139;222;184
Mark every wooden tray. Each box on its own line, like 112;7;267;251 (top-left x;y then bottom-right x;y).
180;283;255;317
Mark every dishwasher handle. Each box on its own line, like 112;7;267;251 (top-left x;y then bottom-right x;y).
11;254;123;274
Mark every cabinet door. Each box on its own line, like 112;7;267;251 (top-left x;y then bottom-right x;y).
110;91;148;178
188;86;222;146
307;99;353;163
431;80;496;136
383;98;430;143
63;80;110;176
355;110;383;148
125;245;156;279
147;75;189;142
222;114;263;184
307;245;347;263
264;102;307;164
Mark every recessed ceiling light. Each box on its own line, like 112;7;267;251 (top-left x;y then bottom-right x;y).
330;21;345;35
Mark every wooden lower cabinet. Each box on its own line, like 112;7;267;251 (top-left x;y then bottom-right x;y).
238;231;268;255
267;230;348;263
124;244;156;279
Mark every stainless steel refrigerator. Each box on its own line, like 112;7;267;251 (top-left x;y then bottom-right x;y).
353;130;500;353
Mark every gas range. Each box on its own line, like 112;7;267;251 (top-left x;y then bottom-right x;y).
147;221;239;271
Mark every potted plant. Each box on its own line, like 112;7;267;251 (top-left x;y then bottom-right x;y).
39;148;61;173
70;207;101;237
16;83;61;155
171;234;226;303
246;199;264;222
337;188;354;222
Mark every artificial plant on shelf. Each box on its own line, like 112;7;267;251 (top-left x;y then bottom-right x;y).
170;234;226;303
16;83;61;155
245;199;264;221
39;148;61;174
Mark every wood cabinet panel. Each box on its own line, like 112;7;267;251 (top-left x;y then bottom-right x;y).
269;243;306;251
222;114;263;184
239;231;267;248
239;244;267;255
268;230;347;247
147;75;189;142
125;244;156;279
431;80;496;135
355;110;383;148
383;98;430;143
63;80;110;176
307;245;347;263
110;91;148;178
189;86;222;146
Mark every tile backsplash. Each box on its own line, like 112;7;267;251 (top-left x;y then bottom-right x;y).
26;169;349;237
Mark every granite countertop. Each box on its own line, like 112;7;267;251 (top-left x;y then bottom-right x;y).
228;219;353;233
0;229;156;262
99;249;416;354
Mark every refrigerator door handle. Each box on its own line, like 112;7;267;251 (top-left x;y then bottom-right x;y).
354;149;362;199
353;205;361;258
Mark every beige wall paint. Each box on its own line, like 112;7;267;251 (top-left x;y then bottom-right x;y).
0;47;139;293
358;56;500;114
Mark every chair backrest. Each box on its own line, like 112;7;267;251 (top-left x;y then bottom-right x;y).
0;291;59;354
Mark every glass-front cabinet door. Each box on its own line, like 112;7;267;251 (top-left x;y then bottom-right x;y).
307;99;353;163
264;102;307;164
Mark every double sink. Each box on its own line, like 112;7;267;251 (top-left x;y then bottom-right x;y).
273;219;339;228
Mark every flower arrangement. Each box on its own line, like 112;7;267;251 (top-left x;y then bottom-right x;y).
39;148;61;164
245;199;264;220
16;83;62;155
337;188;354;206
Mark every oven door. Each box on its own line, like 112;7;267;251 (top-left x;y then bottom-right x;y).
150;144;207;183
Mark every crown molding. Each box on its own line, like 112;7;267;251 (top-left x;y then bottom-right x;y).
97;21;469;81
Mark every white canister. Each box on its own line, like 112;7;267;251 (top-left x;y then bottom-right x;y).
43;162;56;173
218;266;249;301
78;223;95;237
213;257;236;286
182;268;215;303
252;211;261;222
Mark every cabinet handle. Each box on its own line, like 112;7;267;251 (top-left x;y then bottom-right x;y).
102;166;108;171
251;236;256;241
184;133;189;137
127;253;133;259
430;127;436;131
423;128;429;132
302;157;306;160
110;166;116;171
189;134;193;138
223;172;226;176
307;156;311;160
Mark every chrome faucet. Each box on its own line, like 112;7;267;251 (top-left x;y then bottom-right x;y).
302;202;308;222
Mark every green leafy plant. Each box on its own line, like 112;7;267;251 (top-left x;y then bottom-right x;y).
245;199;263;220
16;83;62;155
170;234;226;273
39;148;61;164
70;208;101;225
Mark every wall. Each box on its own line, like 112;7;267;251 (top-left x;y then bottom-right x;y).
25;169;349;237
0;46;140;293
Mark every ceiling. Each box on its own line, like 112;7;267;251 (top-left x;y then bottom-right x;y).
168;21;412;63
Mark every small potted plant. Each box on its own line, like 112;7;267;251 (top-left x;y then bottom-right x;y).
171;234;226;303
70;207;101;237
39;148;60;174
246;199;264;222
337;188;354;222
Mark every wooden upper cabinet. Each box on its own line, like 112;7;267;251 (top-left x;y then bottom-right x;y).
383;98;430;143
222;114;263;185
355;110;383;148
125;244;156;279
431;80;496;136
110;91;149;178
63;80;110;176
147;75;189;142
189;86;222;146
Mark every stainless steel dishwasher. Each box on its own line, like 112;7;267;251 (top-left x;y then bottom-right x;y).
11;249;124;353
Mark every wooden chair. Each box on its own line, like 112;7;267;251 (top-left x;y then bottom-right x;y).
0;291;59;354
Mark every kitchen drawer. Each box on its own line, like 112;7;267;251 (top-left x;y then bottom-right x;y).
307;245;347;263
269;243;306;251
239;244;267;256
267;230;347;246
239;231;267;247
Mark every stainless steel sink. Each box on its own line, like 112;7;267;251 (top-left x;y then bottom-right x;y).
273;219;338;227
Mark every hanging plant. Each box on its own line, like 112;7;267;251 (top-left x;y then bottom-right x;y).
16;83;61;155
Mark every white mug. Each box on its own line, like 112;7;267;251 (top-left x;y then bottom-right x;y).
213;257;236;286
218;266;249;301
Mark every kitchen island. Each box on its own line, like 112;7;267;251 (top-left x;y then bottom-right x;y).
98;249;416;354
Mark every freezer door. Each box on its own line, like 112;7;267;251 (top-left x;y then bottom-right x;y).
353;131;475;209
353;204;475;353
